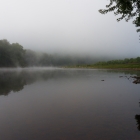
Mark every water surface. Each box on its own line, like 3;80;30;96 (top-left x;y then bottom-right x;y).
0;68;140;140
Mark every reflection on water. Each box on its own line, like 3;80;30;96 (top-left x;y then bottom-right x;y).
0;67;76;95
0;68;139;96
0;68;140;140
135;102;140;131
135;114;140;131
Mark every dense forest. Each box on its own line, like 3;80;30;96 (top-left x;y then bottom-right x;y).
0;39;97;67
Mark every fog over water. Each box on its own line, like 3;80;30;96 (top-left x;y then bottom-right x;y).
0;0;140;59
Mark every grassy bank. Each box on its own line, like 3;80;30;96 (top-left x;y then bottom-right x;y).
64;57;140;70
64;63;140;70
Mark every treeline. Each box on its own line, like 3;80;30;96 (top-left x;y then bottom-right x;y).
0;39;96;67
95;57;140;65
72;57;140;69
25;49;96;66
2;39;139;68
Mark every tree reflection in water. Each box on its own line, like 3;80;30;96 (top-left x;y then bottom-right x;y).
0;69;54;96
0;69;140;139
0;68;87;96
135;115;140;131
135;102;140;131
0;69;57;96
0;71;34;96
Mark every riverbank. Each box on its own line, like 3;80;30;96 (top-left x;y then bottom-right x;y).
64;63;140;71
64;64;140;84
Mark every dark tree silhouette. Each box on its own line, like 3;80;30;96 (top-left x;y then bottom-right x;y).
0;39;26;67
99;0;140;32
135;114;140;130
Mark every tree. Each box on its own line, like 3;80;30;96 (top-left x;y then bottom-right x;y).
0;39;26;67
24;49;38;66
0;39;14;67
99;0;140;32
11;43;26;67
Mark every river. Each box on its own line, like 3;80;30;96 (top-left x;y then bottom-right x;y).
0;67;140;140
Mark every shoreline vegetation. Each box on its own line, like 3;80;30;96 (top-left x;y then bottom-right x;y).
1;39;140;71
64;65;140;71
64;57;140;71
64;59;140;84
0;39;101;67
0;39;140;84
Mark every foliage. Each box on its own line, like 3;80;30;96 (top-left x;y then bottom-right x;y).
0;39;26;67
3;39;140;68
25;49;39;66
0;39;97;67
99;0;140;32
95;57;140;65
72;57;140;69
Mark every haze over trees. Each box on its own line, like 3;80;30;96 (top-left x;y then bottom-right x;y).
99;0;140;32
1;38;139;68
0;39;98;67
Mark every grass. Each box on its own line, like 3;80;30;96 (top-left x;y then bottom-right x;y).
64;63;140;70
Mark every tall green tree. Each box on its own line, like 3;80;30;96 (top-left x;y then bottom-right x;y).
11;43;26;67
99;0;140;32
0;39;26;67
0;39;14;67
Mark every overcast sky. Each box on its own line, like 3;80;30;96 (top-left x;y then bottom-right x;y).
0;0;140;58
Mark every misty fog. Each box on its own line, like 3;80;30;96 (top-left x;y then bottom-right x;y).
0;0;140;59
